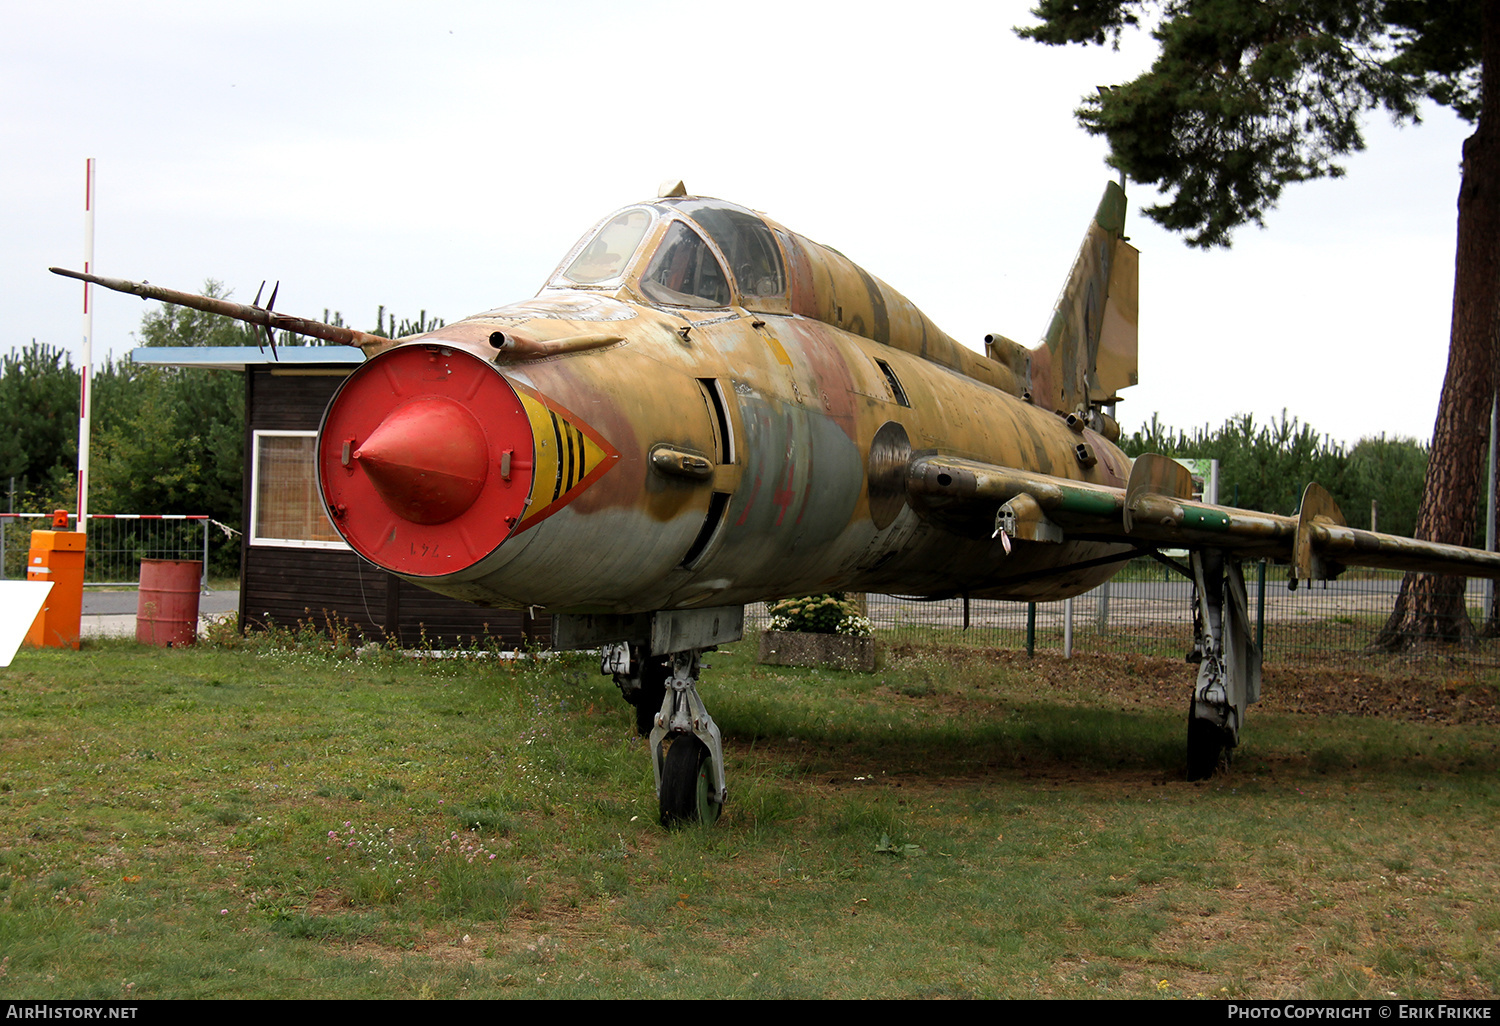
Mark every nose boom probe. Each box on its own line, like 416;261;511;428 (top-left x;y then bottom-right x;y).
48;267;392;355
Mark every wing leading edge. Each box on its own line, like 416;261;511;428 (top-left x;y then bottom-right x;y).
907;452;1500;583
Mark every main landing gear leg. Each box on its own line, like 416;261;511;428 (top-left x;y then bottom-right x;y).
1186;550;1262;780
605;643;668;738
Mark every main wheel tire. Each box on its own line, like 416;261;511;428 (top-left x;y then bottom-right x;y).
659;735;721;828
1186;713;1231;781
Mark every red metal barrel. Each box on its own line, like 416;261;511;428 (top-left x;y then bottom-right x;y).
136;559;202;647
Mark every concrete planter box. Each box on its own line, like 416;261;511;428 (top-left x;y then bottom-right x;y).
758;631;880;673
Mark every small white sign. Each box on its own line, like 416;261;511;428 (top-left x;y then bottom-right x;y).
0;581;54;667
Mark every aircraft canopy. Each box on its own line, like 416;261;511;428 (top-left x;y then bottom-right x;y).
550;198;787;311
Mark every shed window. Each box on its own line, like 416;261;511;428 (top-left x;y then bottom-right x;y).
250;431;347;549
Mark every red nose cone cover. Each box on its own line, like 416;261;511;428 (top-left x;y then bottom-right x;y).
356;397;488;525
318;346;534;577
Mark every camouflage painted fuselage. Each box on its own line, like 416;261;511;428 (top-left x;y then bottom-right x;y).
316;194;1135;613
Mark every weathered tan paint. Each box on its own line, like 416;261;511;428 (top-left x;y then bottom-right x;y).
298;191;1142;613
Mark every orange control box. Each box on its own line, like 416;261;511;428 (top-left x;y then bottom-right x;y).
25;530;86;650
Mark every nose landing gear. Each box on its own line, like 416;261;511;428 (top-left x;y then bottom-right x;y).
562;606;742;828
610;646;727;827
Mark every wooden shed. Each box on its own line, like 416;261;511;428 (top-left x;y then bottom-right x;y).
131;346;549;649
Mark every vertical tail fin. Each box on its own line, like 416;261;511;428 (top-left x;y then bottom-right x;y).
1027;181;1139;426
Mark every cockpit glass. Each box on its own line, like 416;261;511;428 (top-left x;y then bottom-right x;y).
640;221;731;309
560;208;653;285
670;201;786;299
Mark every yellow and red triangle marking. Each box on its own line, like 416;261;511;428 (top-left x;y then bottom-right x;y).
512;384;620;533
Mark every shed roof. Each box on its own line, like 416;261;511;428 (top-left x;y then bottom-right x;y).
128;346;364;372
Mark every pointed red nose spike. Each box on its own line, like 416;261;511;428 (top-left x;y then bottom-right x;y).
354;396;489;524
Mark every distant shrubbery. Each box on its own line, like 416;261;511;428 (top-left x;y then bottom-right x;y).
1124;411;1430;540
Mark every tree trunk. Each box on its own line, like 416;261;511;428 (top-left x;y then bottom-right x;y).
1374;5;1500;652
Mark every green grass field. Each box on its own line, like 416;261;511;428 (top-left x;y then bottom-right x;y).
0;627;1496;999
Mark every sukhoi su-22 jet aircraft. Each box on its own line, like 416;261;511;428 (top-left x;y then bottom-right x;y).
56;179;1500;826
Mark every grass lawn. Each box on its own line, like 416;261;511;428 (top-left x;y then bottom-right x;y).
0;627;1496;999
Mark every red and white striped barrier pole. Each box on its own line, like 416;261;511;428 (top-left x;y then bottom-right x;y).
76;158;96;533
2;514;210;520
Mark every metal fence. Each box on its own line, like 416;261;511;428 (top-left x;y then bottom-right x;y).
747;562;1500;666
1;514;214;589
6;513;1492;663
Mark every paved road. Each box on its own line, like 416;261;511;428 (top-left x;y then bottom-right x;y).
82;590;238;615
78;589;238;638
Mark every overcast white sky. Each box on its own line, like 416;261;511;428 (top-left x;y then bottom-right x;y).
2;1;1472;448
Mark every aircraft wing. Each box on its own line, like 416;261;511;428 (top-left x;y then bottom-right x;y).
907;452;1500;582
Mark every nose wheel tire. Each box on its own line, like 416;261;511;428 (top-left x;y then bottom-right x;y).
660;735;721;828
